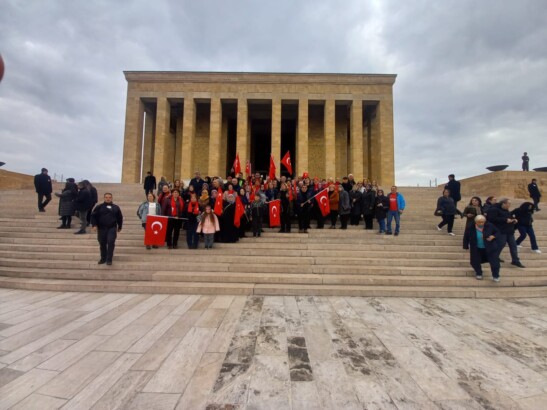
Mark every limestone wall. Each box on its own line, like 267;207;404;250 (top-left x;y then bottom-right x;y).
459;171;545;199
0;169;35;190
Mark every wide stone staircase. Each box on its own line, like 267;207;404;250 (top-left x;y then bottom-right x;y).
0;183;546;298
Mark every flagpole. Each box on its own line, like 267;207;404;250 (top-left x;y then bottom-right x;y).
302;188;328;205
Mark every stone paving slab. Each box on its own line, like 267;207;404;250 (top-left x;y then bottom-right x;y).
0;289;546;409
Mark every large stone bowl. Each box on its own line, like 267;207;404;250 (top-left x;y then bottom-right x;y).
533;167;547;172
486;165;509;172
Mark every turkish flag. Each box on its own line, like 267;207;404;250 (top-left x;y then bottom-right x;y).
281;151;292;175
245;160;251;176
144;215;168;246
233;153;241;174
315;188;330;217
234;196;246;228
269;199;281;227
214;188;223;216
269;155;276;180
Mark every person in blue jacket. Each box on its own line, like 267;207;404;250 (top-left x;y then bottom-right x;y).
386;186;406;236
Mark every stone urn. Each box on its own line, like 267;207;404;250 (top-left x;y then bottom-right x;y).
486;165;509;172
533;167;547;172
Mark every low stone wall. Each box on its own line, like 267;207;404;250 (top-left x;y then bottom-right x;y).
0;169;35;190
459;171;545;199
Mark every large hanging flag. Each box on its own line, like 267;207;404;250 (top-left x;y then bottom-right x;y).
269;199;281;227
269;154;276;180
280;151;292;175
144;215;168;246
233;153;241;174
234;196;246;228
214;187;224;216
245;160;251;176
314;188;330;217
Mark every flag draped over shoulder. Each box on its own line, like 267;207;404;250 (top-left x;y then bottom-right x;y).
144;215;168;246
281;151;292;175
314;188;330;217
234;196;245;228
269;155;276;180
269;199;281;227
214;188;223;216
233;153;241;174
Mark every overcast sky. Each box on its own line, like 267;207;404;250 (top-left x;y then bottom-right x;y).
1;0;546;186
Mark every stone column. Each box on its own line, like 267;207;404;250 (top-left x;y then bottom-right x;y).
180;95;196;180
350;99;364;180
121;94;144;183
209;97;222;177
236;97;249;170
271;97;282;177
372;96;395;187
152;97;170;180
297;98;308;176
324;99;336;179
174;114;183;180
141;107;155;182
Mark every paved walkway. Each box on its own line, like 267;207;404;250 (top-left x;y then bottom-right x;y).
0;290;546;409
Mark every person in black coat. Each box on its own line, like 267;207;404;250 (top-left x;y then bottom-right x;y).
522;152;529;171
34;168;53;212
527;178;541;211
73;182;93;234
349;186;362;226
279;184;291;233
143;172;157;196
513;202;541;253
296;185;311;233
83;180;98;227
91;193;123;265
55;178;77;229
463;215;500;281
445;174;462;216
221;194;239;243
486;198;524;268
361;185;376;230
374;189;389;234
189;171;205;195
436;189;458;236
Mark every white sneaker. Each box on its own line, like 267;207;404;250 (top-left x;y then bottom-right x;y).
517;245;522;249
448;232;455;236
437;226;442;231
492;277;500;283
533;249;542;254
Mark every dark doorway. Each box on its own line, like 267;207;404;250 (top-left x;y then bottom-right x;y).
226;118;237;176
250;119;271;176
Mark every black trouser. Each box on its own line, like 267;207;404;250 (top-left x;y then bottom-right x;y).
438;214;455;233
298;209;310;231
37;193;51;210
98;226;117;262
252;216;262;236
350;214;360;225
340;214;349;229
61;215;72;227
280;212;291;232
186;220;199;248
166;218;182;247
363;214;374;230
78;210;88;232
329;210;338;227
316;211;325;229
532;197;540;211
86;204;96;225
497;232;520;264
471;248;500;279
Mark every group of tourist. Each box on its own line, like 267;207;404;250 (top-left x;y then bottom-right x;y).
434;174;542;283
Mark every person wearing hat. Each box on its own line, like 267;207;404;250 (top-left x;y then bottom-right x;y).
34;168;53;212
54;178;77;229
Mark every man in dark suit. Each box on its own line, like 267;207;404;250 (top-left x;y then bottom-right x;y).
463;215;501;281
528;178;541;211
445;174;462;216
522;152;530;171
34;168;52;212
143;171;156;196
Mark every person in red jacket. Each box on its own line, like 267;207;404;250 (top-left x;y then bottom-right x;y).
161;189;184;249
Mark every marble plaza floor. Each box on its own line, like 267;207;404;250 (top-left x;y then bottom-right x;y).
0;290;546;409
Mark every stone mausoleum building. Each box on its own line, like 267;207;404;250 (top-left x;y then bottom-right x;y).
121;71;396;186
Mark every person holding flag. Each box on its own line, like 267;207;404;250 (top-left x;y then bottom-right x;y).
281;151;292;176
137;193;162;249
279;182;292;233
161;189;185;249
297;185;311;233
250;194;265;237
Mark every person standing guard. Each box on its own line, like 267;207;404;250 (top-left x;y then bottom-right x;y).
528;178;541;211
91;193;123;265
522;152;530;171
34;167;52;212
143;171;156;196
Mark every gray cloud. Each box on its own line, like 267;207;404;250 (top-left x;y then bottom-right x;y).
1;0;546;185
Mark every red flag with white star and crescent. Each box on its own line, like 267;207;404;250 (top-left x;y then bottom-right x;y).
144;215;168;246
269;199;281;227
315;188;330;217
281;151;292;175
245;160;251;176
269;155;276;180
233;153;241;174
214;187;223;216
234;196;246;228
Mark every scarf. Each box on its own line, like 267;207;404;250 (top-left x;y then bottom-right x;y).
188;201;200;215
170;197;181;217
200;191;209;202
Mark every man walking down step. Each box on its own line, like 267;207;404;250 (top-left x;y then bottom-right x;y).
486;198;525;269
463;215;501;282
386;186;406;236
73;181;93;234
528;178;541;211
91;193;123;266
34;167;52;212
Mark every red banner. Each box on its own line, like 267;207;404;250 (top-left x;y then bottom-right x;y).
234;196;246;228
214;188;223;216
269;155;276;180
315;188;330;217
269;199;281;227
281;151;292;175
144;215;168;246
233;153;241;174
